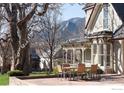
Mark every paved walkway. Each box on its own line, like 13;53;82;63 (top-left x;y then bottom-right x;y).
22;75;124;85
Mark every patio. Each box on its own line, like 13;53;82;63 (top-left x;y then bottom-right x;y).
10;74;124;85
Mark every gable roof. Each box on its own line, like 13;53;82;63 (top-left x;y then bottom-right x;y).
85;4;96;29
112;3;124;23
112;24;124;40
85;3;124;30
85;3;103;30
112;3;124;40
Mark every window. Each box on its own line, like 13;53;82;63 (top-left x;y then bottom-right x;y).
84;49;91;63
107;56;110;66
93;44;97;54
75;49;82;63
99;55;104;66
93;44;97;64
103;3;109;29
93;44;104;66
98;44;104;66
67;50;73;64
99;44;103;54
106;44;110;66
92;44;111;66
107;44;110;54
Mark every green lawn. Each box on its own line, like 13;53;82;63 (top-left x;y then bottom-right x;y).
0;74;9;85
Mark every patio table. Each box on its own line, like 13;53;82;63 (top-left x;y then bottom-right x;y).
62;67;71;78
63;66;77;80
71;67;78;80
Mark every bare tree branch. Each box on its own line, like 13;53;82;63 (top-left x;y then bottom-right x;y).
17;3;49;26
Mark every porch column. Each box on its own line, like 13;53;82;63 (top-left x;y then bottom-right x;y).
97;44;100;65
73;48;75;64
122;40;124;74
70;50;73;64
91;44;94;64
65;49;68;63
63;50;65;63
110;43;113;73
81;48;85;64
103;44;107;73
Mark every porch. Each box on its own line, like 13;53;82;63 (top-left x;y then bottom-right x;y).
61;40;114;74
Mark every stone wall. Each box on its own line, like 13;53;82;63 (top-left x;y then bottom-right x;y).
9;77;34;85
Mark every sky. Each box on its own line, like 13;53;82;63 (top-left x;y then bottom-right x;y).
61;4;86;21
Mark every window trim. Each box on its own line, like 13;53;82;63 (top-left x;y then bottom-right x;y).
92;43;111;66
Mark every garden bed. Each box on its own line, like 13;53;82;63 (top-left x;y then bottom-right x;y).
16;74;57;80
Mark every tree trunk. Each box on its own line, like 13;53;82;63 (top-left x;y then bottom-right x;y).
17;23;31;75
9;20;19;71
19;43;31;75
49;58;53;72
8;4;19;70
49;48;53;72
1;56;6;74
10;59;15;71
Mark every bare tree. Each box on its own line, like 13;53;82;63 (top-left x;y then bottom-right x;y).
31;10;62;72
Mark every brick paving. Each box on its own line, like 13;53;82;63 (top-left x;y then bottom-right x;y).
22;75;124;85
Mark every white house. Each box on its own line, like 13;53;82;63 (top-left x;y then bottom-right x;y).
62;3;124;74
84;3;124;74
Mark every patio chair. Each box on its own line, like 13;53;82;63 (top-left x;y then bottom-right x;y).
62;63;70;79
89;64;98;79
62;63;70;72
68;63;86;80
76;64;86;80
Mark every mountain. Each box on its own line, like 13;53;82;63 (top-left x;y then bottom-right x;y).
31;17;85;44
59;17;85;41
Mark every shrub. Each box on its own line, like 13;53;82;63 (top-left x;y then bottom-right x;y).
53;67;58;75
97;69;104;74
7;70;25;76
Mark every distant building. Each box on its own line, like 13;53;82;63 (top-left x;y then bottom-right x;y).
30;45;49;71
